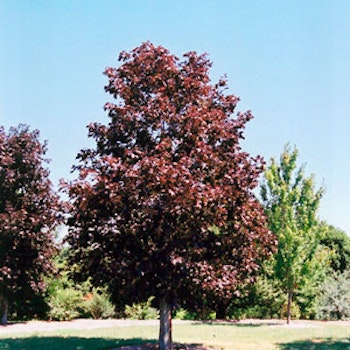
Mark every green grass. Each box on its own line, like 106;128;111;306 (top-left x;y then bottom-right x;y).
174;321;350;349
0;320;350;350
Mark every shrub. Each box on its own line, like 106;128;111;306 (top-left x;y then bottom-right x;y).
84;287;116;319
46;249;116;321
281;301;301;320
124;296;159;320
47;273;116;321
173;308;196;320
316;271;350;320
48;287;84;321
226;276;285;320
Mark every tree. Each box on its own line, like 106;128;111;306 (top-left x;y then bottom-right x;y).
0;125;60;325
319;224;350;273
260;144;324;324
316;271;350;320
65;42;276;349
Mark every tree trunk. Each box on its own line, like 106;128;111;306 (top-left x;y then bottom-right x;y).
216;300;227;320
159;299;172;350
0;296;8;326
286;288;293;325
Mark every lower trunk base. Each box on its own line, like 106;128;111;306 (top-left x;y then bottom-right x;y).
286;289;293;325
0;297;8;326
159;300;172;350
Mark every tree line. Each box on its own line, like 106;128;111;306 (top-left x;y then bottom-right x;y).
1;42;349;350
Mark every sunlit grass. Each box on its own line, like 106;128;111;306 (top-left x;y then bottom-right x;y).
0;320;349;349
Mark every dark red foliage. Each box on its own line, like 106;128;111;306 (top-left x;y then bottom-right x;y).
0;125;60;303
66;42;276;310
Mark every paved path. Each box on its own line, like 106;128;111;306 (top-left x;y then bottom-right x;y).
0;319;159;335
1;318;350;335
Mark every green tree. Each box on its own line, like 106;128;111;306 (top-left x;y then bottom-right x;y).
316;271;350;320
293;239;329;319
319;224;350;273
261;144;324;324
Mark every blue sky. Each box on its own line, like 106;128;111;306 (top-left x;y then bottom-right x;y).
1;1;349;234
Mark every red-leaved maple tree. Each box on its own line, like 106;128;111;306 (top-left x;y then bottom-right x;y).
0;125;60;325
66;42;276;349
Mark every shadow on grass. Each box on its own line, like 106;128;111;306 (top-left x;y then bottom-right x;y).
278;338;350;350
0;336;155;350
3;321;28;327
0;337;211;350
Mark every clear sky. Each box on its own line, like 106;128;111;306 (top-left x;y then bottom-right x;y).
1;1;349;234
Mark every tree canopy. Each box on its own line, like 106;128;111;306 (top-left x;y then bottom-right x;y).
319;224;350;273
0;125;60;324
260;144;324;324
66;42;276;349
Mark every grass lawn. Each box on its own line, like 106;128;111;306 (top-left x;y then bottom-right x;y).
0;319;349;350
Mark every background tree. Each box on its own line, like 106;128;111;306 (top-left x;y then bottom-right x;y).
315;270;350;320
260;144;324;324
0;125;60;325
319;223;350;273
66;42;276;349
